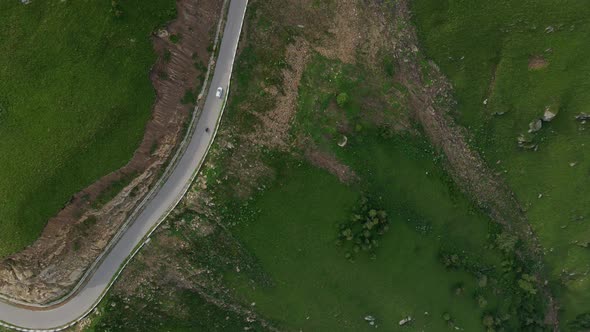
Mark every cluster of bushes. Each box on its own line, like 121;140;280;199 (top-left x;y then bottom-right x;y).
336;196;390;260
569;312;590;331
438;226;549;331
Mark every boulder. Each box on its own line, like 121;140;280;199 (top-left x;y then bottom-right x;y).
517;134;537;150
157;29;170;38
337;135;348;147
528;119;542;133
399;316;412;326
575;112;590;121
542;107;557;122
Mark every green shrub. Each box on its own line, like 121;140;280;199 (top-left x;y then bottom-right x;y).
181;90;196;105
170;34;181;44
336;92;349;108
336;196;389;260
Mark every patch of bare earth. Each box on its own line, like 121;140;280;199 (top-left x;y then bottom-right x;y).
529;55;549;70
245;38;310;151
389;0;559;329
314;0;389;67
0;0;223;305
314;0;361;64
305;146;357;183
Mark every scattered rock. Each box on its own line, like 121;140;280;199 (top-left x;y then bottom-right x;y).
364;315;375;322
575;112;590;121
517;134;537;150
364;315;377;326
399;316;412;326
528;119;542;133
545;26;555;33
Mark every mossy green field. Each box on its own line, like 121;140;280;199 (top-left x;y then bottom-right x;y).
227;149;505;331
222;53;538;331
412;0;590;325
0;0;174;256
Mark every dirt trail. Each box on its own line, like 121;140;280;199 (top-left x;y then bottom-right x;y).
388;0;559;329
0;0;223;305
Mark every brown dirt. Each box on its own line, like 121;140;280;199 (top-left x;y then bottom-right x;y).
529;55;549;70
314;0;361;64
305;146;357;184
314;0;389;67
389;0;559;329
244;38;311;150
0;0;224;305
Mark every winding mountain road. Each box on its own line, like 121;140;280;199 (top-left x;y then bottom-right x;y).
0;0;247;330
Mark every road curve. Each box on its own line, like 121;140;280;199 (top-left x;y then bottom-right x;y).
0;0;248;330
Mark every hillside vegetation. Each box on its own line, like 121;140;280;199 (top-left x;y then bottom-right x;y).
0;0;174;256
413;0;590;327
91;1;553;331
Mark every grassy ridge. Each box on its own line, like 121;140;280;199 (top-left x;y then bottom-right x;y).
0;0;175;256
412;0;590;324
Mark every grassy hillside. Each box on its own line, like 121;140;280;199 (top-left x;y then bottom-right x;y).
0;0;175;256
222;50;546;331
412;0;590;326
89;1;552;331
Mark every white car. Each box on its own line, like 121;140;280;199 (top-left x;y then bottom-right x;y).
215;87;223;98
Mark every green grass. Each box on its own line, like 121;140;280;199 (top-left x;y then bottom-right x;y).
219;48;548;330
89;1;553;329
89;291;268;332
412;0;590;324
0;0;175;256
225;145;524;331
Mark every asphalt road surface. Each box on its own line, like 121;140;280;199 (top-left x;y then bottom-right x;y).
0;0;248;330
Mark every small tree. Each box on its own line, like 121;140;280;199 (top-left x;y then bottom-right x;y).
336;92;349;108
336;196;389;260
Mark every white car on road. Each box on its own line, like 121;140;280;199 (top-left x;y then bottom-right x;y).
216;87;223;98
